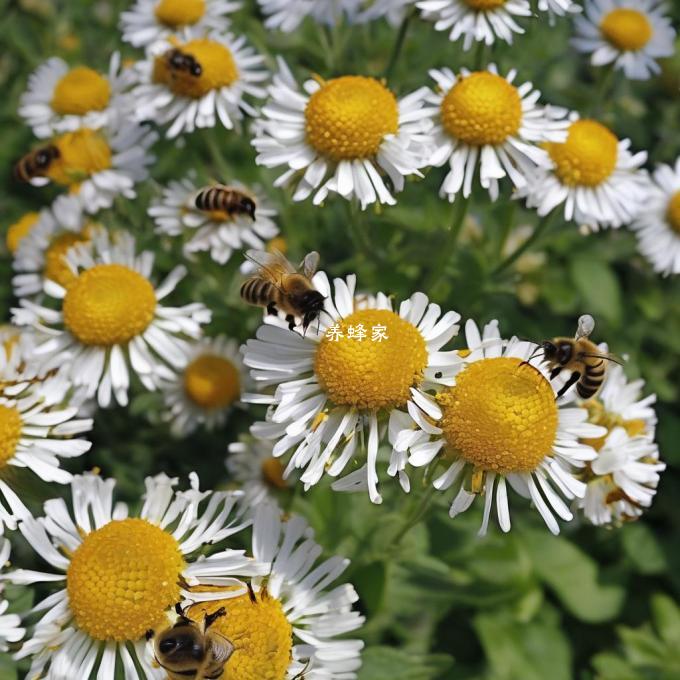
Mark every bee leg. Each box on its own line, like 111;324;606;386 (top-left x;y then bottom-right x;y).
266;302;278;316
204;606;226;629
247;582;258;604
555;371;580;400
549;366;563;381
286;314;296;331
145;629;154;640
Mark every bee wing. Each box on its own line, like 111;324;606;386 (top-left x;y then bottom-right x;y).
575;314;595;340
300;251;320;278
244;249;295;284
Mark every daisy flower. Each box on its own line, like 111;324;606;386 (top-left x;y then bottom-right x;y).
22;117;157;214
522;118;648;230
6;212;42;257
185;501;364;679
4;473;267;680
0;331;93;531
227;436;291;502
537;0;581;19
258;0;361;31
390;319;608;535
130;30;268;139
425;66;568;202
160;335;249;436
252;59;434;209
0;540;24;651
18;53;133;139
577;428;665;526
416;0;532;50
120;0;240;49
12;229;211;408
631;158;680;275
357;0;416;26
243;271;461;503
149;175;279;264
11;194;86;299
572;0;676;80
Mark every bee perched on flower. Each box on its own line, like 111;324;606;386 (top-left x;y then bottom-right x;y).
572;0;676;81
242;270;461;503
390;319;608;535
129;29;268;138
18;53;133;139
12;229;211;408
251;59;434;209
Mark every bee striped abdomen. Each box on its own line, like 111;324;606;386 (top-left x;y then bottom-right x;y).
577;360;605;399
240;278;274;306
195;187;225;212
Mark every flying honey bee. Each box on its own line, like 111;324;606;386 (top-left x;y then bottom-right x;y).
195;185;256;220
13;145;60;185
165;48;202;77
530;314;623;400
150;604;234;680
240;250;325;332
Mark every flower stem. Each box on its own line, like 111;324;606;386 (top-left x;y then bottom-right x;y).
473;40;487;70
422;194;470;291
590;64;616;117
384;7;416;80
492;211;554;277
390;480;438;548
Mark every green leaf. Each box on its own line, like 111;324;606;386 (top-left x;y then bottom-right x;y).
521;530;626;623
358;646;454;680
651;595;680;648
569;256;622;326
591;652;644;680
353;561;387;616
621;523;667;575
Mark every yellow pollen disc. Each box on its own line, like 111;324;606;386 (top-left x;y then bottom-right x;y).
440;72;522;146
600;9;653;52
153;39;239;98
436;357;558;474
314;309;427;411
0;405;22;467
51;67;111;116
48;129;112;186
67;518;185;641
6;212;39;254
581;399;648;451
188;590;293;680
666;191;680;234
183;354;241;409
43;231;90;288
464;0;506;8
261;457;287;489
305;76;399;161
62;263;156;347
154;0;206;26
545;120;618;187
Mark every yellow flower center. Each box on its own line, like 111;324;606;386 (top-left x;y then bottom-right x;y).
440;72;522;146
183;354;241;409
6;212;39;254
600;9;653;52
43;231;90;288
666;190;680;234
62;263;156;347
464;0;506;9
67;518;185;642
51;67;111;116
188;590;292;680
153;39;239;98
314;309;427;411
47;129;112;186
305;76;399;161
261;457;287;489
545;120;618;187
0;405;22;467
154;0;206;26
267;236;288;255
581;399;648;451
437;357;558;474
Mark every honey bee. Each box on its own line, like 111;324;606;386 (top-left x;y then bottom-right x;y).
165;47;202;77
240;250;325;332
533;314;623;400
195;185;256;220
13;145;60;185
150;604;234;680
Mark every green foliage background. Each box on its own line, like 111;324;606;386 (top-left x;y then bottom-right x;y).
1;0;680;678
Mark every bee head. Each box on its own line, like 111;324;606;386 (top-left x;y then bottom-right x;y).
240;196;256;220
158;629;204;661
35;148;53;168
540;341;558;361
189;61;202;77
